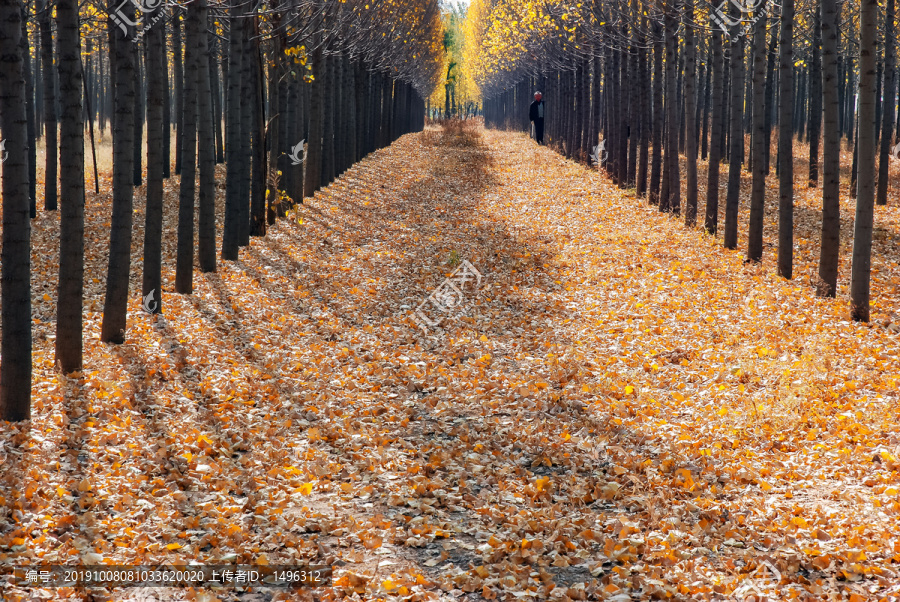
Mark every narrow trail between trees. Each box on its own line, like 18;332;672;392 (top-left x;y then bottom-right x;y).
3;124;900;602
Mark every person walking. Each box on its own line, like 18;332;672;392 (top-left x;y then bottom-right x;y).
529;92;545;144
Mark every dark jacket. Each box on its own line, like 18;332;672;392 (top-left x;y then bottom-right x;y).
529;100;544;121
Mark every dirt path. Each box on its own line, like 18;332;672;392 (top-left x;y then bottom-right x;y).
2;124;899;602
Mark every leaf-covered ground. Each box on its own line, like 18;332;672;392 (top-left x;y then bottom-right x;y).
2;123;900;601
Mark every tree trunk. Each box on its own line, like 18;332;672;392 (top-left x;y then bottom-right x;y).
35;24;43;137
618;51;629;186
627;48;638;187
579;60;591;166
678;48;685;154
849;0;878;322
606;52;617;179
175;0;198;293
649;18;664;205
850;113;859;196
97;35;104;134
266;8;281;224
55;0;85;371
701;39;712;162
366;66;374;149
100;2;136;344
336;53;348;173
877;0;896;206
745;59;754;136
305;38;324;197
846;65;855;142
39;0;58;211
391;78;401;144
369;70;378;154
697;41;708;158
808;6;822;187
221;0;243;260
838;55;845;136
335;55;346;171
173;11;183;175
197;0;216;272
721;58;729;160
764;25;777;175
0;0;32;418
747;14;768;263
250;23;267;236
133;39;143;186
20;4;36;217
277;44;290;203
238;14;252;247
221;32;228;144
162;22;171;179
818;0;841;296
385;74;394;146
777;0;795;278
290;70;304;205
705;27;725;235
659;62;669;203
569;69;579;162
322;53;336;185
663;0;680;214
724;5;745;250
795;67;806;141
896;61;900;142
637;30;649;197
356;62;367;162
210;35;224;164
346;56;358;172
875;62;882;147
683;0;698;225
143;3;165;315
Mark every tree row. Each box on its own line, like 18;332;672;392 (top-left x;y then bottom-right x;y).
0;0;443;420
472;0;894;325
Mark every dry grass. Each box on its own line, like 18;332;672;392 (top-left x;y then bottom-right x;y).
419;126;442;147
439;118;484;148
